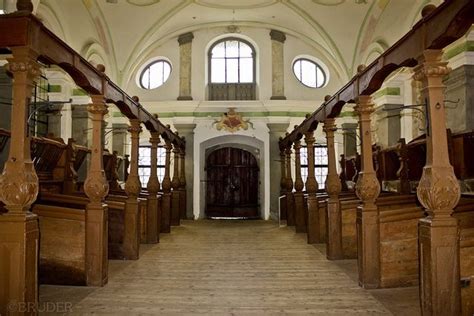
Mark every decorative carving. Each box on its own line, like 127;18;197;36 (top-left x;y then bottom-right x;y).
214;108;251;133
270;29;286;43
178;32;194;45
325;174;342;197
125;175;141;196
84;170;109;203
355;172;381;202
125;119;142;197
413;64;451;81
0;162;39;212
147;133;161;194
171;145;181;189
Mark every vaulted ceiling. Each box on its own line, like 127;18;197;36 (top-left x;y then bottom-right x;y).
36;0;441;85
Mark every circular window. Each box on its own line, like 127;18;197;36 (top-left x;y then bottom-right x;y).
139;60;171;89
293;58;326;88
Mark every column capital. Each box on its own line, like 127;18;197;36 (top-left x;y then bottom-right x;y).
128;119;142;134
323;118;337;133
413;49;451;82
178;32;194;45
354;95;375;117
87;95;108;116
149;131;161;145
270;29;286;43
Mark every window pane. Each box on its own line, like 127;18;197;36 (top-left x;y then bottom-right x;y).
141;68;150;89
157;167;165;183
316;66;325;88
226;59;238;83
301;60;316;87
239;58;253;83
139;147;151;166
212;42;226;58
300;147;308;165
293;60;302;81
163;62;171;82
211;59;226;83
240;42;252;57
226;40;239;57
157;147;166;166
293;58;327;89
140;60;171;89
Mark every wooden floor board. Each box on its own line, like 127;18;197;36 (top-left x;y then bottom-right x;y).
40;220;404;315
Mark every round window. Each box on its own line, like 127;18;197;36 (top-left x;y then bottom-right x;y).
139;60;171;89
293;58;327;88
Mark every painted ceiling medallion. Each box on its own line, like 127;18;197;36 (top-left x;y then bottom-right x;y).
126;0;160;6
311;0;345;6
195;0;277;10
214;108;251;133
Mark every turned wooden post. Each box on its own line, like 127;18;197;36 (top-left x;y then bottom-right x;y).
279;143;288;221
285;144;295;226
324;118;343;259
146;132;161;244
123;119;142;260
414;49;461;315
294;139;306;233
161;139;172;233
83;94;110;286
179;144;187;220
354;94;381;289
305;130;320;243
171;142;181;226
0;47;41;314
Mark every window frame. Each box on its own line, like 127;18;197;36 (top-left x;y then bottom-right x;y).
292;58;327;89
139;59;172;90
300;144;329;191
208;37;256;84
138;145;167;189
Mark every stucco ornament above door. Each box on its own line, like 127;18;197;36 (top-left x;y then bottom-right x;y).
214;108;252;133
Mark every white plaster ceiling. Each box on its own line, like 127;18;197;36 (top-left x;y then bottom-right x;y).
37;0;442;85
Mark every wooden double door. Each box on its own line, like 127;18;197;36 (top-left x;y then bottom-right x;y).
205;147;259;218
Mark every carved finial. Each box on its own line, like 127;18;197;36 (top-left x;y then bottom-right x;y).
294;125;298;129
166;124;171;129
132;96;139;102
421;4;436;18
285;132;289;136
153;113;159;118
96;64;106;73
305;113;311;119
17;0;33;12
175;131;179;136
325;95;332;101
279;136;283;141
357;64;366;73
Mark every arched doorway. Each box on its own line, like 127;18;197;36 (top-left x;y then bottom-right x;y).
205;147;259;218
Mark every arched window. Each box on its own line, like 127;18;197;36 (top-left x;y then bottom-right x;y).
208;38;256;100
293;58;327;88
139;59;171;90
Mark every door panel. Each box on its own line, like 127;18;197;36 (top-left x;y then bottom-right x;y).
206;147;259;218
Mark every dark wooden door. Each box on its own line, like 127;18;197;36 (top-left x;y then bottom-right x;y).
206;147;259;218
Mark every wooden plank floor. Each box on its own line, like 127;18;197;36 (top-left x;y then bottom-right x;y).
40;220;401;315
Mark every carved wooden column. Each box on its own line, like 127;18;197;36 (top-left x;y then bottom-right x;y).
279;144;288;221
179;145;187;220
146;132;161;244
414;49;461;315
161;139;172;233
123;119;142;260
305;130;320;243
171;142;181;226
293;139;306;233
285;144;295;226
83;95;109;286
0;47;41;314
354;95;381;289
324;118;343;259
